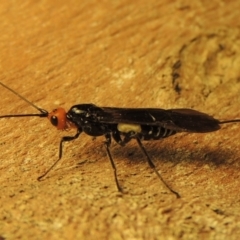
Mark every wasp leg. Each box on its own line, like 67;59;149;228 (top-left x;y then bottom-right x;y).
135;137;181;198
37;129;82;181
112;130;133;146
104;133;122;192
113;131;180;197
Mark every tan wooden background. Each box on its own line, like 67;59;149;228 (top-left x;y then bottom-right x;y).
0;0;240;239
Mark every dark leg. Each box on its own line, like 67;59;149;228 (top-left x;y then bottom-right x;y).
112;130;134;146
37;130;82;181
104;133;122;192
136;137;180;198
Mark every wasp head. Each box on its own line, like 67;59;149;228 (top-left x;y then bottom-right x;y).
48;108;76;130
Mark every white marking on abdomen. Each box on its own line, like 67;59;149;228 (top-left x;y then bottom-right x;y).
117;123;142;133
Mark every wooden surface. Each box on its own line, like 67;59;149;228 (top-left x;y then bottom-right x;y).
0;0;240;239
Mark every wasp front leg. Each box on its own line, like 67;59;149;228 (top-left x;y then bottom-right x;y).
38;129;82;181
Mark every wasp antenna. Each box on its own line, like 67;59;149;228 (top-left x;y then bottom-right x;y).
219;119;240;124
0;81;48;116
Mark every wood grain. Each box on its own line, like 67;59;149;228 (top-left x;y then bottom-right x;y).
0;0;240;239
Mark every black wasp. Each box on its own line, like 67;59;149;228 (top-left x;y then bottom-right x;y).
1;81;240;198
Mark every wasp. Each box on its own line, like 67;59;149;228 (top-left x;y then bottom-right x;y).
1;81;240;198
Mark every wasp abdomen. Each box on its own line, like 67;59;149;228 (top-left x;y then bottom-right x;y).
140;125;176;140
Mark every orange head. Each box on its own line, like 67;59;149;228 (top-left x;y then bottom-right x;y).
48;108;76;130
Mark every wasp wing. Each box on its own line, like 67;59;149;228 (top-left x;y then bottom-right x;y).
163;108;220;132
96;107;220;133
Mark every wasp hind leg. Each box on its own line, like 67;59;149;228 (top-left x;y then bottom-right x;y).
111;131;180;198
112;130;135;146
135;137;180;198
